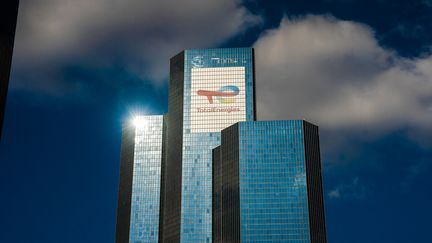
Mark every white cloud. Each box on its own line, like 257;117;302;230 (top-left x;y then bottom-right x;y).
254;15;432;136
13;0;260;92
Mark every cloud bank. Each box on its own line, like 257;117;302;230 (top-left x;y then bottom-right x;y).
13;2;432;138
13;0;260;92
254;15;432;135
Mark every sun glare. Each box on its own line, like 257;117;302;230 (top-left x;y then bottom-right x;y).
132;116;147;128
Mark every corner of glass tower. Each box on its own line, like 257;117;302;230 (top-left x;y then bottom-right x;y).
115;115;165;243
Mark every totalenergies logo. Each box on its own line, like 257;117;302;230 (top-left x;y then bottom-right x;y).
197;85;240;104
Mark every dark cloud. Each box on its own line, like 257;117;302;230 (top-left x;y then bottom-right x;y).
13;0;261;94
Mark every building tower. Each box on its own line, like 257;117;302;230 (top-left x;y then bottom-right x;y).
161;48;256;243
213;120;327;243
115;48;327;243
115;115;166;243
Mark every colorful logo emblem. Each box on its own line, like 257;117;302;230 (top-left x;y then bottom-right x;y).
197;85;240;104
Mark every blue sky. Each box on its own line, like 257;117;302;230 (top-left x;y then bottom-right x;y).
1;0;432;242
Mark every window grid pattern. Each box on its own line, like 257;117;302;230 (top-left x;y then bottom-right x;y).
129;115;164;243
180;48;255;243
238;121;311;243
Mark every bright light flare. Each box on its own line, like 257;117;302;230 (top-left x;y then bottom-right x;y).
132;116;148;128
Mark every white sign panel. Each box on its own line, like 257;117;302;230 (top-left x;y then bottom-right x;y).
190;67;246;133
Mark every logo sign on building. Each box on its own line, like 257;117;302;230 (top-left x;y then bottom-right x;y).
190;66;246;133
191;56;205;68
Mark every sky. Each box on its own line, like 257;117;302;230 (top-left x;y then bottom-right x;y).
1;0;432;242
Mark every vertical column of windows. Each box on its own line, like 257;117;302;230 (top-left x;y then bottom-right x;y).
129;116;164;243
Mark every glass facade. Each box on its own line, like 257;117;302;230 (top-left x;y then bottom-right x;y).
116;48;327;243
129;116;164;243
163;48;255;243
115;115;165;243
214;120;327;243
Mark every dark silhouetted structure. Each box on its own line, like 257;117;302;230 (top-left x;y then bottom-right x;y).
0;0;19;140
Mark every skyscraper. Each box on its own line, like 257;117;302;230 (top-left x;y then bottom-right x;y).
115;115;166;243
0;0;20;140
213;120;327;243
115;47;327;243
162;48;256;243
